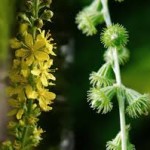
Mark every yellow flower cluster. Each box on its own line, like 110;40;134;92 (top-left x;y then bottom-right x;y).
1;0;57;149
2;30;56;149
9;30;56;117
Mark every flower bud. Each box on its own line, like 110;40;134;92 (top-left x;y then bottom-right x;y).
17;13;30;23
34;18;43;28
25;1;33;11
41;10;53;21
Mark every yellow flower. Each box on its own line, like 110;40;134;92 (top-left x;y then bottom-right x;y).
19;23;28;35
37;85;56;111
7;86;26;100
16;109;24;120
25;85;38;99
12;59;21;69
14;140;21;150
37;30;56;55
8;98;25;119
9;69;28;84
31;59;55;86
32;127;44;142
8;108;24;120
8;98;21;108
28;115;39;125
15;33;49;65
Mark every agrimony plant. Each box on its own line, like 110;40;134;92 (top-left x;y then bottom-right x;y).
1;0;56;149
76;0;150;150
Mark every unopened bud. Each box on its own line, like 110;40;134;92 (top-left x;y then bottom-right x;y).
34;18;43;28
25;1;33;11
17;13;30;23
41;10;53;21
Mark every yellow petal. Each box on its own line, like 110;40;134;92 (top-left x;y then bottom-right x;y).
44;91;56;100
19;23;28;35
8;109;18;116
15;48;28;57
31;69;41;76
35;51;49;61
24;33;33;47
26;55;34;66
47;73;56;80
41;74;48;86
6;86;14;96
25;85;38;99
45;46;56;56
16;109;24;120
34;40;45;50
8;99;19;108
10;38;22;49
21;69;30;78
13;59;20;68
39;97;52;111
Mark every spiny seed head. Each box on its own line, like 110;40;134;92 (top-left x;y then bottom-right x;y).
101;24;128;48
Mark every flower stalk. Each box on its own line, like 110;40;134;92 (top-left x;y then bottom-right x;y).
1;0;56;149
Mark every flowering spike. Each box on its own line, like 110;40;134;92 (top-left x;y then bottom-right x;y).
1;0;56;149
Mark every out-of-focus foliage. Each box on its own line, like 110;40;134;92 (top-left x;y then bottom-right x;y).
0;0;16;61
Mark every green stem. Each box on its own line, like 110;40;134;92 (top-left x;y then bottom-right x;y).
33;0;39;40
21;100;33;150
101;0;127;150
101;0;111;26
21;0;39;149
118;93;127;150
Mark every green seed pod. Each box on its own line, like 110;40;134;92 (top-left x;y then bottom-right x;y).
34;18;43;28
101;24;128;48
41;10;53;21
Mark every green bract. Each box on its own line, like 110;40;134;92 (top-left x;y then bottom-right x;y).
101;24;128;48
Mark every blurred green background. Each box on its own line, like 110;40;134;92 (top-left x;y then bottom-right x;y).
1;0;150;150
